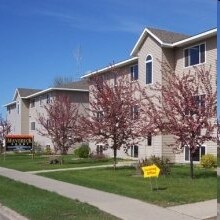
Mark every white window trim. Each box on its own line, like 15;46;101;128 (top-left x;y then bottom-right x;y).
145;54;153;85
183;42;206;68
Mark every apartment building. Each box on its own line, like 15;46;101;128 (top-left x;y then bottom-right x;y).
4;80;89;150
83;27;217;163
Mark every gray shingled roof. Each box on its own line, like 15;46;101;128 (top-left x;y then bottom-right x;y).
17;88;42;97
147;27;190;44
55;80;89;90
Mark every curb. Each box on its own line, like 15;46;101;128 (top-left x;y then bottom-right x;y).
0;204;28;220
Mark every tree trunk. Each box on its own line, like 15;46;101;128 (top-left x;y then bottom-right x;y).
113;148;117;170
190;151;194;179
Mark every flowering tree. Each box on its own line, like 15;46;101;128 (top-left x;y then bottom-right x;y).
0;116;11;153
37;95;81;155
80;71;143;168
142;63;217;178
217;118;220;147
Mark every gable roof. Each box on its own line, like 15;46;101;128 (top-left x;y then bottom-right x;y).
131;27;217;56
17;88;42;98
4;80;89;107
55;79;89;90
147;27;190;44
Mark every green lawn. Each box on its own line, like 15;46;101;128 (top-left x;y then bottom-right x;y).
0;154;116;171
0;175;120;220
40;165;217;207
218;176;220;203
218;157;220;167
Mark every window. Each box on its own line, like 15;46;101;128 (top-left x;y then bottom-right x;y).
7;106;11;114
185;146;205;162
195;95;205;110
147;133;152;146
39;96;43;106
131;105;139;120
96;145;103;155
31;122;35;130
17;102;20;114
130;64;138;81
185;94;205;116
113;73;117;86
131;145;138;158
46;94;51;104
146;55;152;84
184;43;205;67
30;99;35;108
97;111;104;122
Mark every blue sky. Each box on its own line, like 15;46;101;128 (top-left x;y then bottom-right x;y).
0;0;217;116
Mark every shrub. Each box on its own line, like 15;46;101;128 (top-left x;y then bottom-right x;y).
200;154;217;168
44;146;53;155
74;144;90;158
90;152;107;160
138;155;171;176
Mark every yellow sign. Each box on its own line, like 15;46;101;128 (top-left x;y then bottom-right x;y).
142;164;160;178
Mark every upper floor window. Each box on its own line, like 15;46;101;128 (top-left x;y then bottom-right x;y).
131;105;139;120
146;55;152;84
130;64;138;81
46;94;51;104
30;99;35;108
185;94;205;116
7;106;11;114
184;43;205;67
39;96;43;106
31;122;35;130
17;102;20;114
113;73;117;86
96;111;104;122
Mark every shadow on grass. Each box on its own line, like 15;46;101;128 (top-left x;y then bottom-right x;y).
152;187;167;191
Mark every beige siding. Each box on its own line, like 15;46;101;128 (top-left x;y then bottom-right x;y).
20;99;30;134
88;34;217;162
29;90;89;150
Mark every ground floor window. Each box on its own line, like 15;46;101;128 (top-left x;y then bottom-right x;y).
185;146;205;161
96;145;103;155
131;145;138;158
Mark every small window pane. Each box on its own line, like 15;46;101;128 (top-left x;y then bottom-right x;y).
130;66;134;81
192;147;200;161
31;122;35;130
201;146;205;157
146;62;152;84
134;145;138;157
134;65;138;80
147;133;152;146
184;49;189;67
190;45;200;65
200;44;205;63
146;55;152;61
185;146;189;161
130;65;138;81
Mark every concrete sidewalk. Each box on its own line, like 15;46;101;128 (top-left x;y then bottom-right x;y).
0;167;217;220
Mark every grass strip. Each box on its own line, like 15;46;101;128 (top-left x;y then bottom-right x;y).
0;154;115;171
0;175;120;220
40;165;216;207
